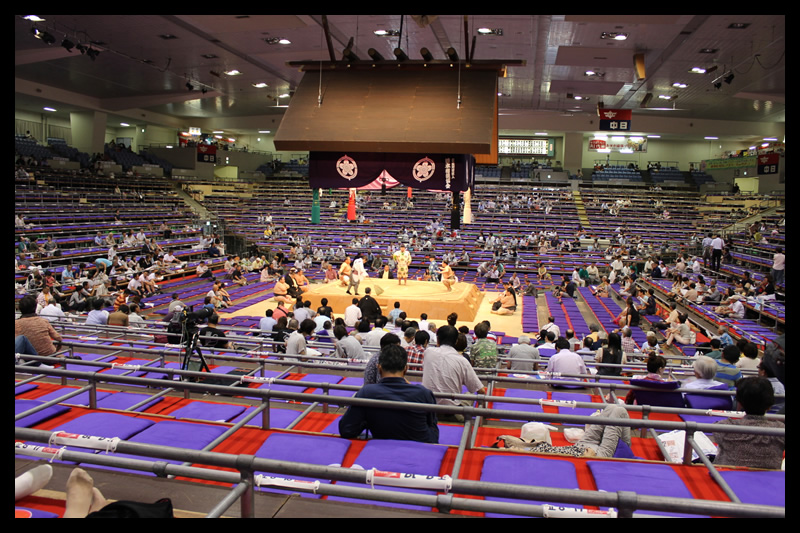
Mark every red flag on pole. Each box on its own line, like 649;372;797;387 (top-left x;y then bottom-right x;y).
347;188;357;221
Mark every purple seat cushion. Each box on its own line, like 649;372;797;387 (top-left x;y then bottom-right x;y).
481;454;581;518
587;461;700;517
253;433;352;498
718;470;784;507
168;401;246;423
96;392;165;412
327;439;447;511
30;388;113;407
50;412;154;440
15;399;71;428
93;420;229;475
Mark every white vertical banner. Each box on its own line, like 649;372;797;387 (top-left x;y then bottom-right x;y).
462;187;473;224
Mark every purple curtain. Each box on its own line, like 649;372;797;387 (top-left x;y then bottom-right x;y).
308;152;474;192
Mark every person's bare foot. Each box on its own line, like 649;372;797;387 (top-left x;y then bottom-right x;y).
63;468;95;518
89;486;109;514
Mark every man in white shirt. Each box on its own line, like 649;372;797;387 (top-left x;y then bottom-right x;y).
85;299;109;325
542;317;560;340
127;276;144;297
771;247;785;286
725;297;745;319
710;234;725;271
422;326;486;422
362;316;389;347
168;293;186;313
610;256;624;277
546;338;588;383
285;319;315;362
39;299;67;322
128;304;145;325
417;314;430;336
344;297;363;327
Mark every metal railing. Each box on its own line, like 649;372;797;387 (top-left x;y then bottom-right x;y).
15;349;784;518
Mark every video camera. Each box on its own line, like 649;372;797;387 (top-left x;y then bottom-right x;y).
169;305;213;340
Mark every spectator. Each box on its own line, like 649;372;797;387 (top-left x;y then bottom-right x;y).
15;295;62;357
406;329;429;367
736;342;760;371
469;321;498;369
595;332;626;376
716;345;743;389
334;324;367;361
712;377;784;469
107;304;130;327
387;301;403;324
128;303;145;325
285;318;316;361
85;299;109;325
338;344;439;443
683;356;725;390
663;313;691;346
259;309;276;336
200;313;230;349
421;325;486;422
168;293;186;313
344;297;362;327
546;338;588;384
506;335;540;372
39;298;66;322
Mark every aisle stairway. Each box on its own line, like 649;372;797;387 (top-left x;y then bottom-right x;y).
170;180;213;220
572;191;591;230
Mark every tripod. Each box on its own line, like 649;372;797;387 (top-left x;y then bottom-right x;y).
180;324;210;377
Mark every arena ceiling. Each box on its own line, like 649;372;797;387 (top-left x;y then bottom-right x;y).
15;15;785;144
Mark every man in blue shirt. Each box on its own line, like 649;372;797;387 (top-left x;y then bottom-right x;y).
259;309;276;336
339;344;439;443
715;345;743;389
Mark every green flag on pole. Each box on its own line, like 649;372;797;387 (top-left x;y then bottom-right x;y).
312;188;320;224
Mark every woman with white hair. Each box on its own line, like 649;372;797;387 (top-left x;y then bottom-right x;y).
683;356;725;390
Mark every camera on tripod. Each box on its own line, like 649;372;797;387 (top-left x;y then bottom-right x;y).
168;305;214;376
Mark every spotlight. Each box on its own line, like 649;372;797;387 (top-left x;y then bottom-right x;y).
724;72;735;84
368;48;384;61
446;47;459;61
713;81;722;90
86;47;100;61
186;82;194;91
61;38;75;52
342;47;359;62
393;48;409;62
420;47;433;61
31;27;56;44
76;42;88;54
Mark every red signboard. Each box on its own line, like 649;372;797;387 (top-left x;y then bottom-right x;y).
588;139;607;150
197;144;217;163
598;109;632;131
